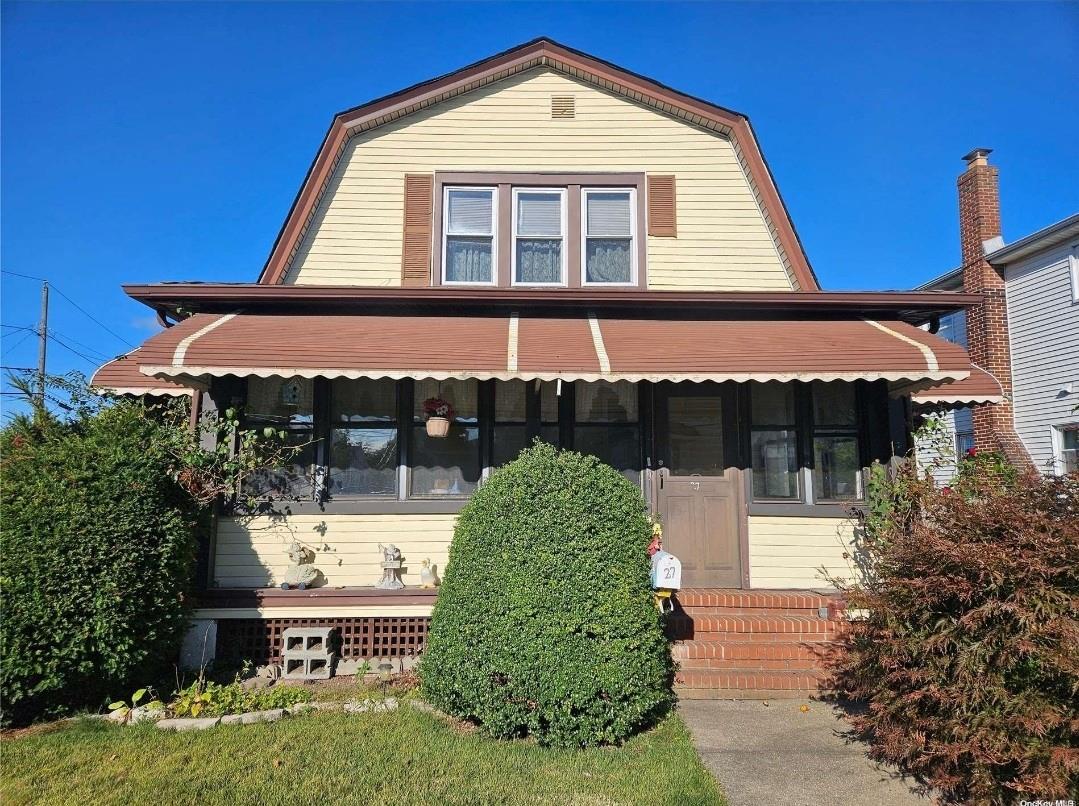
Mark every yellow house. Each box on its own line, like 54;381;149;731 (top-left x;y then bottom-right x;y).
93;39;993;697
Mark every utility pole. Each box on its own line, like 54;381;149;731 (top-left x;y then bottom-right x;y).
37;281;49;412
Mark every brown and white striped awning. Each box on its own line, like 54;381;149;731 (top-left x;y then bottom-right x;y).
90;348;192;397
910;365;1005;408
113;310;976;391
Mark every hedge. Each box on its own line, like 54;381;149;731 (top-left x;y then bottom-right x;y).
829;458;1078;804
420;441;673;747
1;403;200;725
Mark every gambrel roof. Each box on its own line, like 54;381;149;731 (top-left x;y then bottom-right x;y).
257;37;819;290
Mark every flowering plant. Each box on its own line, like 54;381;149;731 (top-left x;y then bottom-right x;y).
422;397;455;421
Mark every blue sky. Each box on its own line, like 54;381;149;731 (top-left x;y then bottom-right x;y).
2;1;1077;414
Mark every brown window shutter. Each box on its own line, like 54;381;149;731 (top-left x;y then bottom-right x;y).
647;175;677;237
401;174;434;286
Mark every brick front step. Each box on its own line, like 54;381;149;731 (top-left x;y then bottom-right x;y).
676;656;825;671
675;687;822;700
672;640;834;663
675;589;840;611
674;669;827;692
667;614;841;638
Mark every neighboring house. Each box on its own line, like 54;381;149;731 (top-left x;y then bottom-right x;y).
92;39;987;696
915;149;1079;480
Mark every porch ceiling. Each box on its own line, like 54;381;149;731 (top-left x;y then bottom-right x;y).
121;310;974;391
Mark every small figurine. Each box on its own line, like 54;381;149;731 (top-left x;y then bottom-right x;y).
377;543;405;590
281;542;319;590
419;559;439;588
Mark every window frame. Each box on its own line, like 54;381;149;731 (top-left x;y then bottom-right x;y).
1052;423;1079;476
745;380;871;513
580;187;638;287
747;383;801;502
511;186;568;287
440;185;498;287
431;172;648;290
1069;244;1079;304
324;377;400;500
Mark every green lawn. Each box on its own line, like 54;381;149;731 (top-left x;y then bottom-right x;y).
1;708;724;806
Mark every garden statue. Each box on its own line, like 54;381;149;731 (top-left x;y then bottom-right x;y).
419;558;438;588
281;542;319;590
377;543;404;590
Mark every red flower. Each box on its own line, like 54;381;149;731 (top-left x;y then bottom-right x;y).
966;447;978;457
941;486;952;495
422;397;455;421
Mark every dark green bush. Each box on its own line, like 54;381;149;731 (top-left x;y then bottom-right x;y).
420;441;672;747
1;403;201;725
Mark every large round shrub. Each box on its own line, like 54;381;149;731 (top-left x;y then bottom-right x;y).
1;403;200;725
420;441;673;747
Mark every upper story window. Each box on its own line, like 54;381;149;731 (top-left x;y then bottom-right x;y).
435;173;646;289
583;189;636;285
443;187;496;285
513;189;566;285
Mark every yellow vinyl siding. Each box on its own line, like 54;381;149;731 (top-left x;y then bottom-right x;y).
284;68;793;291
212;513;455;589
747;516;862;589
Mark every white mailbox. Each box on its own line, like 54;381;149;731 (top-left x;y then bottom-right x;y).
650;550;682;591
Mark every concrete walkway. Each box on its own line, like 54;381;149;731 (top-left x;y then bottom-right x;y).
679;700;929;806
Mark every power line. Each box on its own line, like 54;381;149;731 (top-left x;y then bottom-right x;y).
45;333;105;366
1;269;135;348
3;331;36;352
46;328;114;362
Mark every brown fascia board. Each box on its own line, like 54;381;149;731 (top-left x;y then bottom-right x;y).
255;37;820;291
124;283;979;323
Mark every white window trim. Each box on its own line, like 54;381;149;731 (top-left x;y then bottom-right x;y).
441;186;498;287
1069;244;1079;304
511;187;568;287
580;187;638;287
1051;423;1079;476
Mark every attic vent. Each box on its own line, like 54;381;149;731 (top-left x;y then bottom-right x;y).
551;95;575;119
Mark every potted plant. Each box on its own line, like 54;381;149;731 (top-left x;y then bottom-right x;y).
422;396;455;437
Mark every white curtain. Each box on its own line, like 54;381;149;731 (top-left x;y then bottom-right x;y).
586;192;631;282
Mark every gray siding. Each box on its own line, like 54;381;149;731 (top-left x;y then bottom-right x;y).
915;408;973;485
1004;243;1079;473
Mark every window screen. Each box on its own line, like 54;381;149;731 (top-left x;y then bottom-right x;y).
584;190;633;284
444;188;494;284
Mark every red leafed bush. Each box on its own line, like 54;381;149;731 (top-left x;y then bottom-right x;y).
828;459;1079;804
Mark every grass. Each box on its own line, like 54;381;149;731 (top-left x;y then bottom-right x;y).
1;708;724;806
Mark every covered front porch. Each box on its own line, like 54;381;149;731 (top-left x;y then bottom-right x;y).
94;295;982;599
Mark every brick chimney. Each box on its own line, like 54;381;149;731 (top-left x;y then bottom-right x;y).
956;148;1033;470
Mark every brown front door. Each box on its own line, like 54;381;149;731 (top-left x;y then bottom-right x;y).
655;384;743;588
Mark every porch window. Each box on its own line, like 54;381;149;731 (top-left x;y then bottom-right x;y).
573;380;640;483
749;382;799;500
583;189;635;285
242;376;316;498
443;187;496;284
410;378;481;496
513;189;566;285
492;379;529;467
326;378;398;497
810;381;862;501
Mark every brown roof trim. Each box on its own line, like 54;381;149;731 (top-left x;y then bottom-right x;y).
255;37;820;291
124;283;980;324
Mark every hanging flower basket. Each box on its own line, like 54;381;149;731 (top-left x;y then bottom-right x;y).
423;397;455;438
